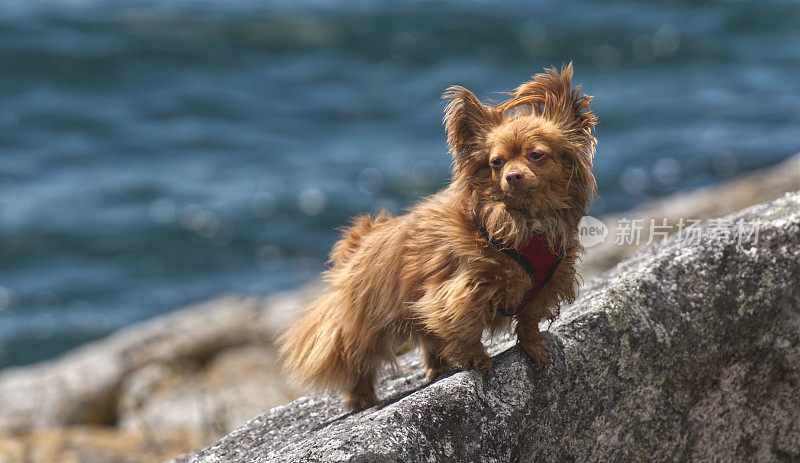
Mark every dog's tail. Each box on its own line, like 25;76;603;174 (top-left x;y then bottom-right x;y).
328;211;391;267
278;291;354;390
279;211;395;392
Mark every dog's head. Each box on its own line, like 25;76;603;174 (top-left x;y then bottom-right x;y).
443;64;597;241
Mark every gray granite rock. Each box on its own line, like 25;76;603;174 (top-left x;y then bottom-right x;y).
175;191;800;463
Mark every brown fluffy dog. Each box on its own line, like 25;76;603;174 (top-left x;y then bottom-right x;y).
279;64;597;410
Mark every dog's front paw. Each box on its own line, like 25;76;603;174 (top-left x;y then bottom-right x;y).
425;363;452;380
462;353;492;374
344;391;378;411
519;338;553;371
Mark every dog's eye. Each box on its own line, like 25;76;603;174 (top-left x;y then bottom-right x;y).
490;158;504;168
529;151;546;161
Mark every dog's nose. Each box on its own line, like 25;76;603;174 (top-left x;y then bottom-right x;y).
505;170;524;187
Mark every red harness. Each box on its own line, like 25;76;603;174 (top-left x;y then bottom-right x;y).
474;218;564;316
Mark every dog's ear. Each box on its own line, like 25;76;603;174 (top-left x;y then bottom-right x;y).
443;86;500;165
501;64;598;213
500;63;596;154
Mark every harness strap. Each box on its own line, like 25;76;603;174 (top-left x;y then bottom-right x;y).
472;215;564;316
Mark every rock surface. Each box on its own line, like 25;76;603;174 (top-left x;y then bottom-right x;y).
175;192;800;462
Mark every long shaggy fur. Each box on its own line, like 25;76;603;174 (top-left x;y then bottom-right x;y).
279;64;597;410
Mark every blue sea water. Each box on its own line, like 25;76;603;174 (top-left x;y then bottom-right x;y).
1;0;799;369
